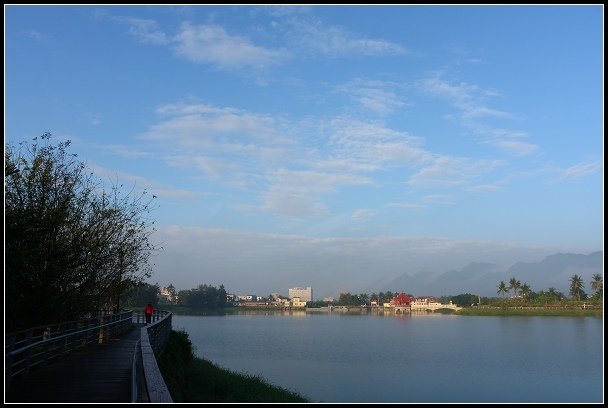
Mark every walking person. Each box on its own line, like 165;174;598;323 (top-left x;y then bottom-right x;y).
144;302;154;324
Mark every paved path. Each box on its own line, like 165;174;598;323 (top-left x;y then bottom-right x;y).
6;324;143;403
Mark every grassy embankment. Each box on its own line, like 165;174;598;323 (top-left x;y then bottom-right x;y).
156;329;310;403
455;306;602;317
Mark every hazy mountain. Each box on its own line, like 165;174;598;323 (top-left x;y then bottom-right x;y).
376;251;603;298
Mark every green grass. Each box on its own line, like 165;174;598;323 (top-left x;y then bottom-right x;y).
456;307;602;317
157;329;310;403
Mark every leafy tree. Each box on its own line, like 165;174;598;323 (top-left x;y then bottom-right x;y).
5;133;159;331
497;281;508;298
519;283;532;300
180;284;227;309
451;293;479;307
569;274;584;301
122;282;160;308
508;277;521;298
590;274;603;299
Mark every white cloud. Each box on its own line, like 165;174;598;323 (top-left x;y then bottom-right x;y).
328;118;430;168
408;156;504;188
88;164;199;200
173;22;287;69
139;101;512;219
466;183;501;193
559;160;602;180
336;79;407;115
121;17;169;45
422;194;456;205
352;209;377;220
419;72;536;156
387;202;426;209
287;19;406;57
116;16;286;71
491;139;539;156
259;168;370;217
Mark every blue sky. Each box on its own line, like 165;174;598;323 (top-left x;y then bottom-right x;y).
5;5;603;298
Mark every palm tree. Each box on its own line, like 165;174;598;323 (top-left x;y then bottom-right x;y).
497;281;508;298
520;283;531;300
591;274;603;299
508;277;521;298
569;274;584;301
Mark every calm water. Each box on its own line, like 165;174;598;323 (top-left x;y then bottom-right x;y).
172;311;604;403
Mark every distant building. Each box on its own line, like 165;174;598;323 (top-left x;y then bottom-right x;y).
159;286;176;302
290;297;307;308
289;287;313;302
237;294;258;302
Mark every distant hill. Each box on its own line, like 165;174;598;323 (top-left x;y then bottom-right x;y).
377;251;603;297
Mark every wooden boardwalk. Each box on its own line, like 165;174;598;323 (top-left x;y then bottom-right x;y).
6;324;144;403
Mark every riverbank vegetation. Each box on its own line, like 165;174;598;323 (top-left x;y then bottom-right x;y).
157;329;309;403
5;134;159;332
456;306;602;317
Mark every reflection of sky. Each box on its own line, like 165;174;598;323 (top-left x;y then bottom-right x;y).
173;313;603;403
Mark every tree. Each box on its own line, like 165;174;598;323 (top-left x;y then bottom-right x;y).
590;274;603;299
5;133;159;331
497;281;508;298
508;277;521;298
569;274;584;301
519;283;532;300
122;283;160;309
451;293;479;307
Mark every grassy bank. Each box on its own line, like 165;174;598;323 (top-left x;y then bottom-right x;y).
456;307;602;317
156;329;310;403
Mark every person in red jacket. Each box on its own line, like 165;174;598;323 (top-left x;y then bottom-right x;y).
144;302;154;324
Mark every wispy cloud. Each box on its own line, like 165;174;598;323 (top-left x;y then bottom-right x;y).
408;155;504;187
286;19;406;57
260;168;370;217
139;100;510;218
328;117;430;169
115;17;169;45
114;16;286;70
352;209;377;220
336;78;408;116
99;144;153;159
466;183;502;193
422;194;456;205
558;160;602;181
387;202;426;209
173;22;287;69
419;72;537;157
89;164;199;200
491;139;538;156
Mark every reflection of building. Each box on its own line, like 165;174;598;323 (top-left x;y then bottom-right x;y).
289;287;313;302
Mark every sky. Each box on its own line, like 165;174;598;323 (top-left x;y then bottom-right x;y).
5;5;604;299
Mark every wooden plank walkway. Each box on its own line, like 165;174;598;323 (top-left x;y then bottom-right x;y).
6;324;144;403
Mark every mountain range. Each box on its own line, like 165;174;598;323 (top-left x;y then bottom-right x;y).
374;251;603;298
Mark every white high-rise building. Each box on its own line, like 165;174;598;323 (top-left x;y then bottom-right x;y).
289;287;313;302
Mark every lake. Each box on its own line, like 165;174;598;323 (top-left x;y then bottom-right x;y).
172;311;603;403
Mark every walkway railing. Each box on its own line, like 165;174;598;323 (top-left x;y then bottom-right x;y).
131;310;173;403
5;310;134;392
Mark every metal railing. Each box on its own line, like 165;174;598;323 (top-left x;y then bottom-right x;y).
5;310;134;392
131;310;173;403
